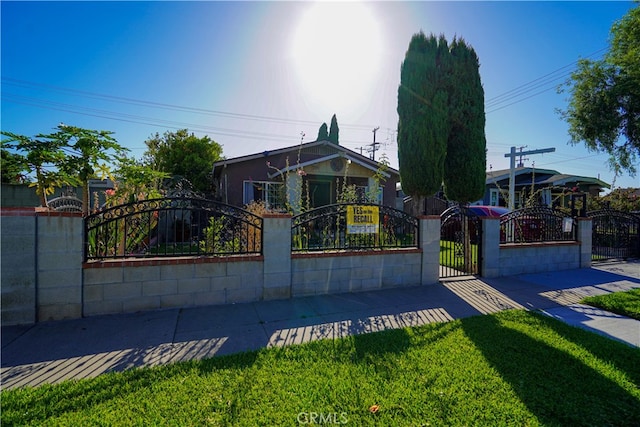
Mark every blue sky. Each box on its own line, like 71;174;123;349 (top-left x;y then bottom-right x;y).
2;1;638;191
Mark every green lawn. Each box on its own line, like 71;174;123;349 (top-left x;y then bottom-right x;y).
440;239;478;269
2;310;639;426
581;288;640;320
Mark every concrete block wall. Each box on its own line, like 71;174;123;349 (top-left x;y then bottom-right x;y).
5;209;573;324
36;211;83;321
1;184;41;208
481;216;587;277
497;243;580;276
481;218;501;278
1;208;83;325
1;209;37;325
262;214;292;300
577;218;593;268
83;257;264;316
291;249;423;297
419;216;441;285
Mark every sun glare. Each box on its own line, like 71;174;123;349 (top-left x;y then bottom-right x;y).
291;1;383;117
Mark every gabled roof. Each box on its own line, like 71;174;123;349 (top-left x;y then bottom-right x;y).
267;152;392;179
486;167;559;184
485;167;610;189
212;139;399;175
539;174;611;189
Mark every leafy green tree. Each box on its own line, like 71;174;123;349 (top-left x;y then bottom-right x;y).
2;130;77;207
329;114;339;145
397;32;450;215
110;155;170;205
2;125;128;212
1;149;28;183
52;124;128;214
143;129;223;194
443;37;487;203
588;187;640;212
559;5;640;176
316;123;329;141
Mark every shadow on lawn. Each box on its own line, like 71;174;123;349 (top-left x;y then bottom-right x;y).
461;312;640;426
1;349;261;426
534;309;640;389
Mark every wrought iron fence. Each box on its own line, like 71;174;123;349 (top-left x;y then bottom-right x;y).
85;197;262;260
500;206;576;243
48;195;84;213
440;205;483;277
589;209;640;261
291;203;418;252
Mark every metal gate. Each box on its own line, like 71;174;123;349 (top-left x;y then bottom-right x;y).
589;209;640;261
440;206;482;278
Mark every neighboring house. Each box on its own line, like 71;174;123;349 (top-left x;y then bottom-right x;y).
482;167;610;208
211;139;401;212
1;179;114;210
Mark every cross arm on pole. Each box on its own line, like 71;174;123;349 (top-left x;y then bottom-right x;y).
504;147;555;158
503;146;556;210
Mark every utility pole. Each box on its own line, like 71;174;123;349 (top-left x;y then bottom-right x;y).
368;127;380;161
504;146;555;210
517;146;528;168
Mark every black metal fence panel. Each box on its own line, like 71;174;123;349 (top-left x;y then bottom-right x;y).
440;206;482;278
500;206;576;244
85;197;262;260
48;195;83;213
291;203;418;252
589;209;640;261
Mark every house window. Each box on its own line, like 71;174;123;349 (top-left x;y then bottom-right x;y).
489;188;499;206
243;181;285;210
355;186;383;204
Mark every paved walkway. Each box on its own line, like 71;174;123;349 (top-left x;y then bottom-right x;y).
2;261;639;390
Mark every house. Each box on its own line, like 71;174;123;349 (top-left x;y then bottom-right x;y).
211;139;401;212
482;167;610;208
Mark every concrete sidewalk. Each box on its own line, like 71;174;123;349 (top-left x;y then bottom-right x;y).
2;260;639;390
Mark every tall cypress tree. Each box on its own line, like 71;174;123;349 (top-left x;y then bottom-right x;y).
397;32;450;214
328;114;339;145
316;123;329;141
443;38;486;203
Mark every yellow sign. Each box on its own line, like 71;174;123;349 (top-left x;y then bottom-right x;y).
346;205;379;234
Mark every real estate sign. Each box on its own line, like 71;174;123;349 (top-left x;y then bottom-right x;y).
346;205;379;234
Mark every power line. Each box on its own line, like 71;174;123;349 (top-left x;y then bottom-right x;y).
2;45;611;145
484;47;607;113
2;92;382;147
2;77;378;132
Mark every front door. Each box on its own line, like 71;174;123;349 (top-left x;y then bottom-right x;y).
309;180;332;208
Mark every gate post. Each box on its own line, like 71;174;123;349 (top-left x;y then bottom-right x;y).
577;217;592;268
36;210;83;321
481;217;500;278
419;215;440;285
262;213;292;300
